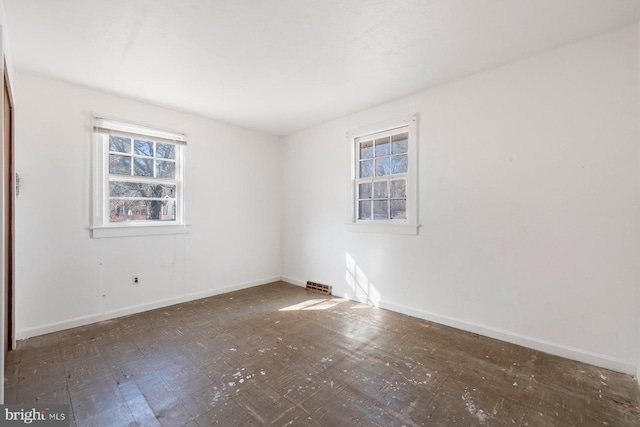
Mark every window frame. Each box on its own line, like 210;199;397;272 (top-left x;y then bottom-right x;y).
346;114;419;235
91;115;188;238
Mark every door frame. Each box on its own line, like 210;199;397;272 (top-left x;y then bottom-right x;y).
4;63;14;354
0;19;14;404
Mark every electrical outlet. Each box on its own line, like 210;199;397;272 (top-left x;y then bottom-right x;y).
132;275;140;285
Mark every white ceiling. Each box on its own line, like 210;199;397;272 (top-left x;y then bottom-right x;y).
4;0;640;136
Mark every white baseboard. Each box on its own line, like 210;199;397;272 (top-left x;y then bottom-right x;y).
280;275;637;375
185;276;281;301
15;276;281;340
280;276;306;287
379;299;636;375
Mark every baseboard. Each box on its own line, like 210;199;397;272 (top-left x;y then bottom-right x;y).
186;276;282;301
378;300;636;375
280;275;636;375
280;276;306;287
15;276;281;340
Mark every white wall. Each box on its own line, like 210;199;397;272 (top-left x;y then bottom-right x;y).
14;72;281;337
281;25;640;374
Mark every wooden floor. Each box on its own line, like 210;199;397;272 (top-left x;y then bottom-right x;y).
4;281;640;426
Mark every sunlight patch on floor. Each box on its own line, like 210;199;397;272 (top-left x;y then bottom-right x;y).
279;298;346;311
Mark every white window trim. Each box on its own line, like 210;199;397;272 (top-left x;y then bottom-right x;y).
91;115;189;238
346;113;419;235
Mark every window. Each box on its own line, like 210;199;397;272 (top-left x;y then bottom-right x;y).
91;117;187;238
347;114;418;234
357;130;408;220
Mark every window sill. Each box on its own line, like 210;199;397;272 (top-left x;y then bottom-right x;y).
345;222;419;235
91;224;190;238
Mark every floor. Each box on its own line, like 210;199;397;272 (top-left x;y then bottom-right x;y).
4;282;640;426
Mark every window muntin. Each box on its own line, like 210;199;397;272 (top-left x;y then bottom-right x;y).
92;117;186;235
356;128;409;221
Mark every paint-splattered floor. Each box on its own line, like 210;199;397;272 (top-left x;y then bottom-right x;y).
5;281;640;426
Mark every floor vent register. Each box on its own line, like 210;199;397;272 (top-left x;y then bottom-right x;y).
306;281;332;295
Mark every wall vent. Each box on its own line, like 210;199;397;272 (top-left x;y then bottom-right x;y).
306;281;332;295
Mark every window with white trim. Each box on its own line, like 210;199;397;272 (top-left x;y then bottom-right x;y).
92;117;187;238
348;114;418;234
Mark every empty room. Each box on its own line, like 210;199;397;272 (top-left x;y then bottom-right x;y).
2;0;640;425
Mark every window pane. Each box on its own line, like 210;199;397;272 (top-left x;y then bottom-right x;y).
391;199;407;219
373;181;388;198
134;139;154;157
359;140;373;159
360;159;373;178
391;154;408;174
152;184;176;198
109;154;131;175
391;132;408;154
109;199;175;222
109;199;148;222
373;200;389;220
375;137;390;156
159;198;176;221
156;143;176;159
390;179;406;198
134;157;153;176
109;136;131;153
375;157;390;176
110;182;175;198
156;160;176;179
110;182;145;198
358;182;372;199
358;200;371;220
